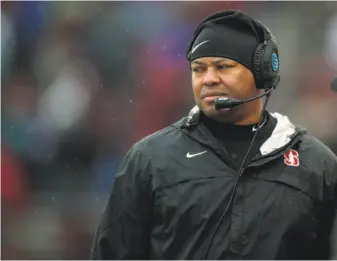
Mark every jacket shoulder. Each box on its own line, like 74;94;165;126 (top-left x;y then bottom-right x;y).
130;117;187;157
300;134;337;162
299;134;337;175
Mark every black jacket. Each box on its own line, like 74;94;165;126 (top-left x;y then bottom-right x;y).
90;109;337;260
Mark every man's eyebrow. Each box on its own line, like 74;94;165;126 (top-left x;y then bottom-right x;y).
191;61;205;65
191;58;234;66
214;58;231;64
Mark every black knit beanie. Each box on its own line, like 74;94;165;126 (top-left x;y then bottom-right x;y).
186;10;266;72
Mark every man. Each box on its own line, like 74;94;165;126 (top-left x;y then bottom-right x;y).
90;10;337;259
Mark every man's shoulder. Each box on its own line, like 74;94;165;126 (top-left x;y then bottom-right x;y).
300;133;337;166
131;117;188;156
270;111;336;163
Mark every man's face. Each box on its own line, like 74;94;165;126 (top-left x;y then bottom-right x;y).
191;57;260;123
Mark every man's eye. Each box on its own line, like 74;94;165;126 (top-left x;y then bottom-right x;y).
192;67;203;72
217;65;233;70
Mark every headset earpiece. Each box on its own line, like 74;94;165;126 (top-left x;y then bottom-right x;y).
253;22;280;90
253;43;264;89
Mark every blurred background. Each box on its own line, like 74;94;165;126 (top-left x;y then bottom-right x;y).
1;1;337;259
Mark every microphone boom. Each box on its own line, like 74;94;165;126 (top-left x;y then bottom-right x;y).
215;75;280;110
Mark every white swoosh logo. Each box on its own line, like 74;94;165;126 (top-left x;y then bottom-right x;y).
252;117;267;132
186;151;207;158
191;40;210;54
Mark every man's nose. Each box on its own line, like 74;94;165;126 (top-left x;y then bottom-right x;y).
203;69;220;87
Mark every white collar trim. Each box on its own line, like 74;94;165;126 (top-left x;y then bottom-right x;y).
259;112;296;155
187;107;297;156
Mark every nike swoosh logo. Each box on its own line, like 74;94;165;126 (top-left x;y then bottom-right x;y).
186;151;207;158
252;117;267;132
191;40;210;54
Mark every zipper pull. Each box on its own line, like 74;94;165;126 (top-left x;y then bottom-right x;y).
240;168;245;176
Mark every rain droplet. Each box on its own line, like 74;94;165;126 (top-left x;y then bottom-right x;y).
163;45;167;50
145;49;149;54
125;29;129;33
177;53;181;57
101;84;104;88
52;196;56;201
142;81;145;84
11;125;14;129
130;100;133;103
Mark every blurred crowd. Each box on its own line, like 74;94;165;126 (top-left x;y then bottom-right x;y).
1;2;337;259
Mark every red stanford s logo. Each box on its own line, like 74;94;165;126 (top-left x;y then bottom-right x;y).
284;149;300;167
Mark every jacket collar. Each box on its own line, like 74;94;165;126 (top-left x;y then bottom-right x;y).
180;106;306;156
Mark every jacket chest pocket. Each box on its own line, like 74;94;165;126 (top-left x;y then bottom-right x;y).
243;169;321;256
153;175;235;240
250;165;321;217
273;171;321;237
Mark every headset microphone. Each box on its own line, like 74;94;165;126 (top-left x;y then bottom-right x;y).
331;77;337;92
215;75;280;110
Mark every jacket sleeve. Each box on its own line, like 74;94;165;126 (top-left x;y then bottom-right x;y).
313;148;337;259
329;154;337;260
90;145;153;260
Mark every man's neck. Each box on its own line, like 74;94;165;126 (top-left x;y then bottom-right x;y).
200;111;273;143
234;112;263;126
233;102;264;125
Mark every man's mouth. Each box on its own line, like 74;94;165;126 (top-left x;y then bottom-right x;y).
203;96;224;102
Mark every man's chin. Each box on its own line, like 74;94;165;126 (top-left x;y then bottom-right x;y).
203;103;232;113
202;106;227;114
201;105;234;120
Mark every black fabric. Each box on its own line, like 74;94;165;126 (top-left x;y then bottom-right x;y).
187;10;264;72
200;111;277;168
90;113;337;260
253;43;264;81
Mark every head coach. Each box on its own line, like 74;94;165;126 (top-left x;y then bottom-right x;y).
90;10;337;260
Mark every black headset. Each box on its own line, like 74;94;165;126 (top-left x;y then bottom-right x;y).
185;10;280;90
253;21;279;90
